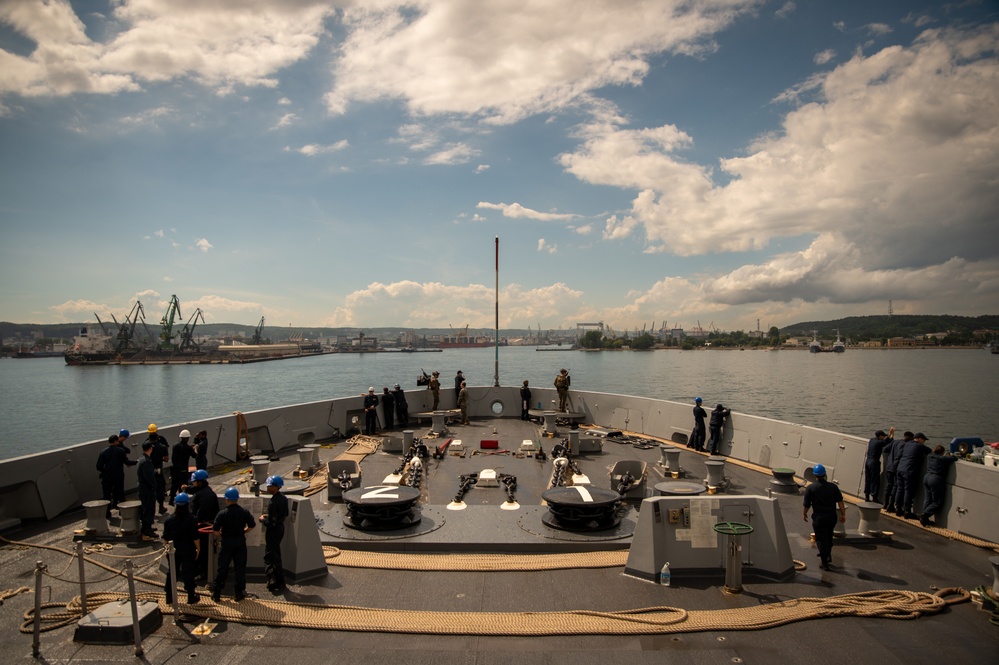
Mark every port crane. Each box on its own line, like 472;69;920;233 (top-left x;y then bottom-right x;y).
109;301;150;354
252;317;265;345
158;295;182;351
178;308;205;351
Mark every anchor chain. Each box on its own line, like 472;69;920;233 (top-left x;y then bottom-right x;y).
499;474;517;504
616;471;635;496
407;457;423;489
454;473;478;503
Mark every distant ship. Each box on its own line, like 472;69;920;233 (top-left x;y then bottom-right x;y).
809;329;846;353
439;324;497;348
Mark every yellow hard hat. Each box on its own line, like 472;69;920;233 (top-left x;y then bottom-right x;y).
147;424;157;433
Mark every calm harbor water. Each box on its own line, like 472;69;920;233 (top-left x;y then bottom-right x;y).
1;347;996;460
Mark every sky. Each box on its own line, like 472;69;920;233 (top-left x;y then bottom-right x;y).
1;0;997;334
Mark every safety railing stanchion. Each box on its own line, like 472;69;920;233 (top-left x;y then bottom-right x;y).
32;560;45;658
125;559;143;656
76;541;88;616
167;542;179;623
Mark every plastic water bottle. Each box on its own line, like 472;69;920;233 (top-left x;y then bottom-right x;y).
659;562;671;586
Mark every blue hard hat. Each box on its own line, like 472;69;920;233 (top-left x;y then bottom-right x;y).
694;397;702;403
812;464;826;477
174;492;190;505
224;487;240;501
119;429;130;438
193;469;209;482
264;475;284;488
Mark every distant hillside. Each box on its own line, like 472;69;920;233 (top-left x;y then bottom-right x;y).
782;314;999;340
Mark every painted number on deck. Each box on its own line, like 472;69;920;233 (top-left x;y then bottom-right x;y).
361;487;400;500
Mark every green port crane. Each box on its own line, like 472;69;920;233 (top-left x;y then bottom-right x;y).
110;301;148;354
178;308;205;351
158;295;182;351
252;316;265;345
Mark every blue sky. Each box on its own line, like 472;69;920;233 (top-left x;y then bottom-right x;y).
1;0;997;333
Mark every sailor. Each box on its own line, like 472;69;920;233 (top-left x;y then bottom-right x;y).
193;430;209;470
689;397;707;451
144;423;170;515
162;492;200;604
189;469;220;579
381;387;396;430
554;369;570;412
136;440;158;539
863;427;894;502
363;387;379;435
454;370;465;399
393;383;409;427
520;380;532;420
920;444;957;527
457;380;470;425
429;371;441;410
169;429;194;506
260;475;289;593
802;464;845;571
211;487;256;602
883;430;911;512
96;430;136;517
893;432;931;518
707;404;731;455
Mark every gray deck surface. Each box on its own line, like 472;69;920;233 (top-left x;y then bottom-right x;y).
1;415;997;664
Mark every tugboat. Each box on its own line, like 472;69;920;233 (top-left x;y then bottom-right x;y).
831;329;846;353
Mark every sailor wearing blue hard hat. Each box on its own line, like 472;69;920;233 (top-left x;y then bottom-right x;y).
187;468;218;582
162;491;200;604
211;486;256;602
802;463;845;571
261;476;289;593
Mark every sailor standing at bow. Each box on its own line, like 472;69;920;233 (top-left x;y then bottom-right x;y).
803;464;845;571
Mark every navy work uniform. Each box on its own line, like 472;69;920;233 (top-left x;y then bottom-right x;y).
96;436;136;516
211;490;256;602
803;465;844;570
261;476;290;592
921;448;957;526
191;476;220;578
393;384;409;427
690;398;707;451
363;389;379;435
863;429;893;502
162;494;200;604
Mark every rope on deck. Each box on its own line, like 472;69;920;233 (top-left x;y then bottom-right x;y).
324;547;629;570
18;588;969;636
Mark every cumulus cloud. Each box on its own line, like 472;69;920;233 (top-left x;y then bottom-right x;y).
475;164;490;173
322;280;585;328
423;142;479;165
274;112;298;129
478;202;577;221
537;238;557;254
195;238;213;252
775;2;795;19
557;25;999;311
0;0;333;98
50;299;113;320
813;49;835;65
295;140;349;156
323;0;760;123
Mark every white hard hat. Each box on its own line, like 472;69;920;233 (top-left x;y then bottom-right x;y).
179;429;191;438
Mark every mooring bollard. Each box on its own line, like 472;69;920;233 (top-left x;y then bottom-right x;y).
125;559;143;656
76;541;88;617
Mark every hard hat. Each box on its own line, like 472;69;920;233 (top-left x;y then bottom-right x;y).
119;429;130;438
179;429;191;438
368;387;374;392
812;464;826;477
264;475;284;488
694;397;702;403
224;487;240;501
193;469;209;481
147;424;157;433
174;492;190;505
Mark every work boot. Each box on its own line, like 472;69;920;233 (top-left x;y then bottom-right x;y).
158;503;167;515
187;594;200;604
211;591;221;603
918;514;931;527
234;592;246;602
